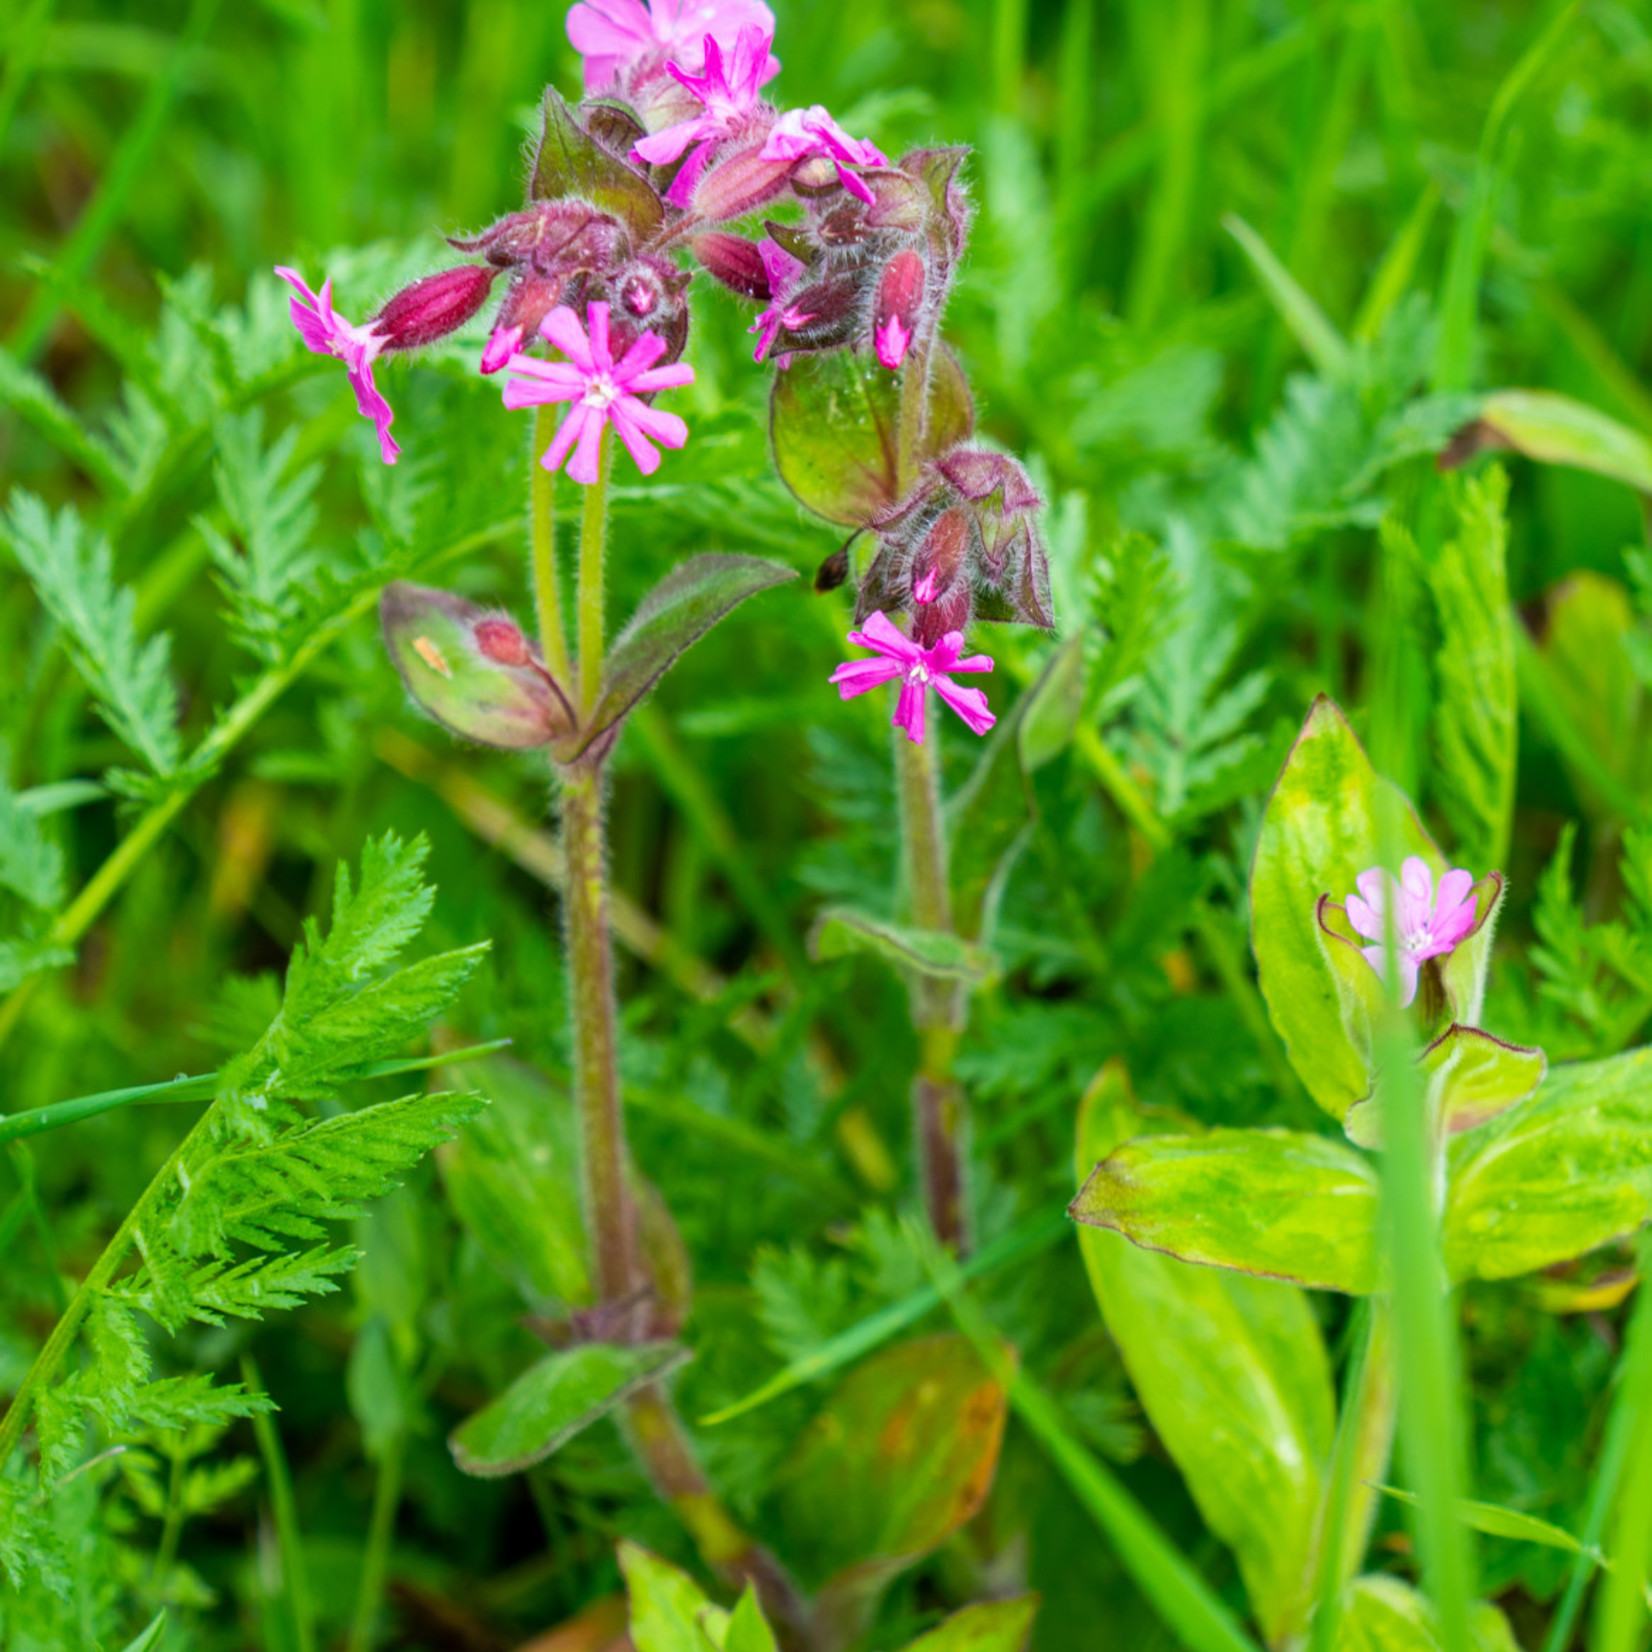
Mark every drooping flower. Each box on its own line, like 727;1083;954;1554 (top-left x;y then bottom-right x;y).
567;0;776;92
275;267;399;465
1344;856;1480;1008
631;28;780;207
500;301;694;485
749;241;815;366
830;610;994;745
760;105;888;205
873;248;925;370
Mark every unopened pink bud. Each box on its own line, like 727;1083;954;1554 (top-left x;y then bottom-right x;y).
474;617;532;667
691;143;794;222
375;264;498;351
481;324;523;375
691;232;772;299
874;250;925;371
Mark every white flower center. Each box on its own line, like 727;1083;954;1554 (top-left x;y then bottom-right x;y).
583;372;621;410
908;661;931;686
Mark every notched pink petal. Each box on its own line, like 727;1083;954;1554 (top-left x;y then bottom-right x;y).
932;675;995;736
829;656;905;698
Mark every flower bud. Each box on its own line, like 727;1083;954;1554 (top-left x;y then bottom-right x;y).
450;202;628;277
873;250;925;370
691;143;794;222
691;233;773;299
480;324;523;375
474;616;532;667
374;264;497;352
493;269;583;355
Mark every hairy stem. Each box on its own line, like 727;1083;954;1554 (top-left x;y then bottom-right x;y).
530;406;573;688
896;726;970;1252
577;431;613;714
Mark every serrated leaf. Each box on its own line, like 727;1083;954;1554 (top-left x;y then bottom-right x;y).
0;775;65;911
810;905;996;984
450;1342;688;1476
532;88;663;238
580;555;796;752
771;346;974;527
1071;1126;1381;1294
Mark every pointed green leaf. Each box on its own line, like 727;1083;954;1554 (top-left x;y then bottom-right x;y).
1445;389;1652;496
1372;1485;1596;1558
1223;214;1351;380
581;555;796;753
1330;1576;1521;1652
1073;1065;1336;1644
901;1597;1040;1652
725;1588;779;1652
117;1612;168;1652
771;346;974;526
1250;696;1442;1119
618;1541;729;1652
810;905;997;984
449;1341;688;1476
531;88;663;239
1071;1125;1381;1295
381;582;573;751
1446;1045;1652;1282
1346;1025;1545;1151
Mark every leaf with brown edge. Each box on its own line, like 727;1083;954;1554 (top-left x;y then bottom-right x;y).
779;1333;1007;1647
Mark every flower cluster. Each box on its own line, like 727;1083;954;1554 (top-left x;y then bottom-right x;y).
276;0;1048;741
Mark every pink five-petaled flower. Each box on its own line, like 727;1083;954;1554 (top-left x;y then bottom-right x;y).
760;106;888;205
567;0;776;92
1344;856;1479;1008
750;241;815;366
275;267;399;465
501;301;694;485
631;27;779;207
830;611;995;746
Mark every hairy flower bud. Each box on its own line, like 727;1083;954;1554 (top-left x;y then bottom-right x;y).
492;269;585;360
450;202;627;277
374;264;498;352
873;250;925;370
691;143;794;222
691;232;773;299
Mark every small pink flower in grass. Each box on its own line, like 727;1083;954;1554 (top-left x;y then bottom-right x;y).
1344;856;1479;1008
830;610;995;746
500;301;694;485
760;106;888;205
631;27;779;207
275;266;399;464
750;241;815;366
568;0;776;91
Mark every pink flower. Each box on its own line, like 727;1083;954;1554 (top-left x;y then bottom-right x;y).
631;27;779;207
1344;856;1479;1008
750;241;814;366
275;266;399;465
830;610;995;745
760;106;888;205
567;0;776;92
500;301;694;485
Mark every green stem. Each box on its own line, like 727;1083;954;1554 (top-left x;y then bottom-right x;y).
577;432;613;714
150;1441;187;1589
347;1432;405;1652
243;1353;317;1652
530;406;573;689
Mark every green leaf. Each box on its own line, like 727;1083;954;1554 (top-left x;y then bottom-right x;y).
1250;696;1442;1119
1073;1064;1336;1644
1372;1485;1597;1558
0;774;65;911
381;582;573;752
1445;1045;1652;1282
780;1334;1007;1641
725;1588;780;1652
1425;470;1517;868
1223;213;1351;380
771;346;974;526
117;1611;168;1652
531;88;663;239
810;905;997;984
449;1342;688;1476
1330;1575;1521;1652
900;1597;1040;1652
4;491;181;774
1446;389;1652;496
618;1541;728;1652
1016;632;1087;773
1070;1125;1381;1294
582;554;796;752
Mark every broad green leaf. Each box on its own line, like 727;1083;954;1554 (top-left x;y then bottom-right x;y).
1446;389;1652;496
619;1541;729;1652
780;1333;1006;1643
582;555;796;752
381;582;573;751
1344;1025;1546;1151
771;346;974;526
1426;470;1516;869
1071;1124;1381;1295
1250;696;1440;1119
449;1341;687;1476
1331;1575;1520;1652
436;1055;590;1308
1372;1485;1596;1558
1016;633;1087;773
1073;1064;1336;1644
1446;1046;1652;1281
531;88;663;239
725;1587;779;1652
901;1596;1040;1652
810;905;997;984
